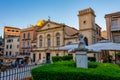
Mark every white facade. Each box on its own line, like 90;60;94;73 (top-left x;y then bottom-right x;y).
4;36;20;57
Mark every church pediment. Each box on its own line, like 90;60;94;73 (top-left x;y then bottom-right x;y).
37;21;63;31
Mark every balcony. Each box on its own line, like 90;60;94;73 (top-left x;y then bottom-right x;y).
22;37;31;40
21;46;30;49
19;53;30;56
111;27;120;32
20;50;30;55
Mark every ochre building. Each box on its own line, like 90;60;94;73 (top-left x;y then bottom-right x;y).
19;20;46;57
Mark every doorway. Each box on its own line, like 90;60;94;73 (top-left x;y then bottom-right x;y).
33;54;36;62
46;53;51;63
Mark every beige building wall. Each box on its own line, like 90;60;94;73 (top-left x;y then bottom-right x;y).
19;25;41;56
4;36;19;57
4;26;20;57
105;12;120;43
101;30;107;39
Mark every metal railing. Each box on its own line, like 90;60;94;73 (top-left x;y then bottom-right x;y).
0;64;41;80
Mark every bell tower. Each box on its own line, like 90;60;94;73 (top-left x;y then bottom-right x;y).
78;8;96;45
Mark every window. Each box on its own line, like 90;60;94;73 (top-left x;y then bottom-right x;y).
10;44;12;49
6;45;8;49
47;34;51;47
15;52;18;56
48;24;50;27
17;45;19;48
28;33;30;39
39;36;42;47
111;20;118;29
56;33;60;46
27;41;30;47
23;33;25;39
12;30;14;32
7;39;12;43
9;51;12;56
56;37;60;46
113;35;120;43
22;42;25;47
83;20;86;24
23;50;25;53
6;51;8;56
17;38;19;42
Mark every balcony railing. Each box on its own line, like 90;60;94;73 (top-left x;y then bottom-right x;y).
21;46;30;49
22;37;31;40
19;52;30;55
111;27;120;31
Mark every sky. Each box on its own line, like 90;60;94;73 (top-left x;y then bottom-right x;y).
0;0;120;37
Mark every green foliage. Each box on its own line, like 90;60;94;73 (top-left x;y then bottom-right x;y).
52;56;63;62
88;62;98;68
62;55;73;60
52;55;73;62
31;61;120;80
88;57;96;62
116;52;120;57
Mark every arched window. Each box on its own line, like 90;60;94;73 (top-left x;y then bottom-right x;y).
39;35;42;47
23;33;25;39
47;34;51;47
28;33;30;39
56;33;60;46
84;37;88;46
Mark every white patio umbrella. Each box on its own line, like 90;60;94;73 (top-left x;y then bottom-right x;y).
59;42;100;52
59;42;78;50
87;40;120;51
59;40;120;52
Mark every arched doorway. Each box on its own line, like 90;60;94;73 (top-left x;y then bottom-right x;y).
84;37;88;46
46;53;51;63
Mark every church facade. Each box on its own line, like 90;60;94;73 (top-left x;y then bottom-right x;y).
30;20;79;63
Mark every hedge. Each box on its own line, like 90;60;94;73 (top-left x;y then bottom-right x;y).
88;57;96;62
52;55;73;62
31;61;120;80
52;55;96;62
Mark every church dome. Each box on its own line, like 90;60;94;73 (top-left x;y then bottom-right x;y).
37;20;45;26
